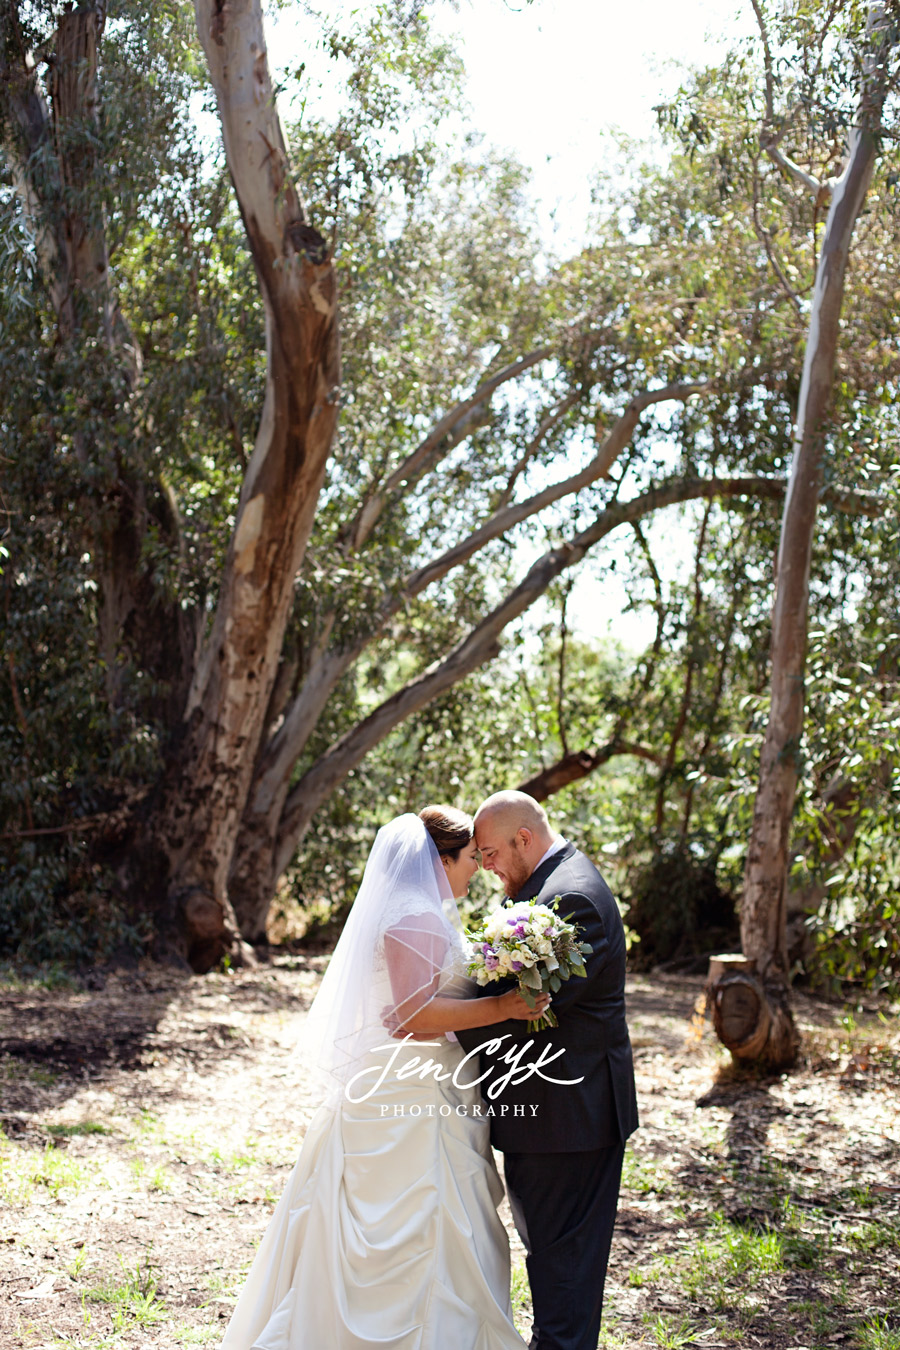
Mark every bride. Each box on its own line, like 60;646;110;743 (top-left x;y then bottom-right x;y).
221;805;548;1349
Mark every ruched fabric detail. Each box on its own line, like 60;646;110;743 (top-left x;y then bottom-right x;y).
222;1036;524;1349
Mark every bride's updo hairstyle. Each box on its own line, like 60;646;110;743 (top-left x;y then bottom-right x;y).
419;805;474;860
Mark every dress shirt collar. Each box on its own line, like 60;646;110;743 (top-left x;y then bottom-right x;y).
535;836;568;871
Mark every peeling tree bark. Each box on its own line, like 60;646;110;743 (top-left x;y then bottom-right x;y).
132;0;341;970
713;2;894;1069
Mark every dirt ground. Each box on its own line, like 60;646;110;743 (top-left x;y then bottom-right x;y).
1;958;898;1349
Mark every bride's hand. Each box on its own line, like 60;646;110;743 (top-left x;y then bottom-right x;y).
496;988;551;1021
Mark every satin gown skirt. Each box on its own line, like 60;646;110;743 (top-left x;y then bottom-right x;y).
221;1036;524;1349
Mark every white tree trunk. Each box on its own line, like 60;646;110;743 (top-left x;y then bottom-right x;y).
721;4;891;1067
135;0;341;969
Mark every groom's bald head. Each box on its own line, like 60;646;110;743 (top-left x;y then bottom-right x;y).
474;791;556;896
475;790;552;838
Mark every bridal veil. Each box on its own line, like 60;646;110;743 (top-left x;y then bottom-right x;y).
300;813;468;1099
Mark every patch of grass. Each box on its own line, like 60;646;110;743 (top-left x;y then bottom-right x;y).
0;1136;91;1205
208;1138;260;1173
847;1219;900;1254
597;1316;631;1348
643;1312;701;1348
47;1121;112;1139
203;1268;245;1300
858;1317;900;1350
30;1064;59;1086
132;1108;161;1139
0;1057;59;1087
175;1326;219;1345
510;1259;531;1320
715;1215;784;1278
149;1164;173;1193
84;1252;167;1330
621;1149;672;1195
677;1213;783;1303
46;1331;120;1350
797;1298;839;1342
67;1243;90;1280
783;1233;821;1268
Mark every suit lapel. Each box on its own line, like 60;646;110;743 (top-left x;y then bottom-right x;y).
511;841;577;904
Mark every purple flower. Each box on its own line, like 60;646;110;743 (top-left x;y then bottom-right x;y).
506;916;518;926
485;952;500;970
544;926;554;937
511;960;523;972
482;942;492;954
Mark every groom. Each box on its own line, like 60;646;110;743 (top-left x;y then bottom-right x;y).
455;790;638;1350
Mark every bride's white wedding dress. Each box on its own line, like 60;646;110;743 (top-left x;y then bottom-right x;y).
221;817;523;1350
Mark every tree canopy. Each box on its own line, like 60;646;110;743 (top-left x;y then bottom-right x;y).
1;0;898;1012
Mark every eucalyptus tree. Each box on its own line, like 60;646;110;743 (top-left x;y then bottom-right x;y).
698;0;900;1067
2;0;896;974
0;0;711;963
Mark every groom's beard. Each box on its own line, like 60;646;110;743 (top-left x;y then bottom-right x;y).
501;854;532;897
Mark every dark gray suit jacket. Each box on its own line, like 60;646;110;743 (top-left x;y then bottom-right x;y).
455;843;639;1153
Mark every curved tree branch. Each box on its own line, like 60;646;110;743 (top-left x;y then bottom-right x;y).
751;0;832;199
344;345;553;551
403;380;711;598
493;391;581;512
273;474;890;875
518;740;665;802
249;379;713;820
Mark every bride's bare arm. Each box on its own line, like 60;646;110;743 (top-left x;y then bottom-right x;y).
391;988;551;1035
383;924;550;1035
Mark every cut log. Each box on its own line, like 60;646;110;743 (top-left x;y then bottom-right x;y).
707;953;753;988
707;952;798;1067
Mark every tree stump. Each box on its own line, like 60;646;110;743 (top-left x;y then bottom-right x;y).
707;954;771;1060
706;952;799;1067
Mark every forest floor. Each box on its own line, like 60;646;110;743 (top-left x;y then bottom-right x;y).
0;958;898;1350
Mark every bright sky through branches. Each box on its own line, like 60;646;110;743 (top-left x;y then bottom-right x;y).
431;0;757;252
425;0;757;646
264;0;760;649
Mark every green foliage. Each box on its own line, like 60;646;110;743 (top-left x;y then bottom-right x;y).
84;1252;167;1330
859;1317;900;1350
625;844;738;968
1;0;899;986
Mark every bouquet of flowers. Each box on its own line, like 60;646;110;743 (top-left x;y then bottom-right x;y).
466;897;592;1033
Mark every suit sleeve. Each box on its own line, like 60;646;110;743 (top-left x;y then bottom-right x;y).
546;888;610;1016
